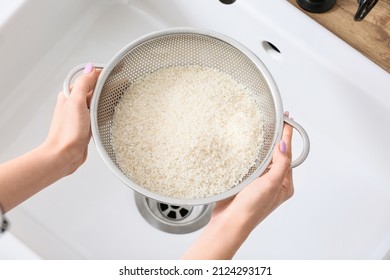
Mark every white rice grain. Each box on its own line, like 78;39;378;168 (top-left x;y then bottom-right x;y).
111;65;264;199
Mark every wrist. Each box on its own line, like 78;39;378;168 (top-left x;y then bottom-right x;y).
0;143;76;212
210;209;254;241
186;211;253;259
38;140;83;178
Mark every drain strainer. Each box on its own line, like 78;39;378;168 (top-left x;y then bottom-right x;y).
158;203;192;221
134;192;214;234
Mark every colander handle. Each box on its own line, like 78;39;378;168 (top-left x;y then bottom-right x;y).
283;116;310;168
63;63;105;98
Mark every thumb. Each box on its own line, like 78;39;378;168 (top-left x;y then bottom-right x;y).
267;121;293;183
266;139;291;187
69;63;100;105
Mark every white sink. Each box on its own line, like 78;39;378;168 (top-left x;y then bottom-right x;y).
1;0;389;259
0;232;40;260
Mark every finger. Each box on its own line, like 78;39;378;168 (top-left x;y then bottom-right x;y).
266;139;291;187
69;64;100;105
263;113;293;175
282;121;293;159
86;90;94;108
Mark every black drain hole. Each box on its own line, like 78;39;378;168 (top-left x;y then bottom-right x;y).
180;208;189;217
159;203;169;211
167;211;177;219
157;203;193;221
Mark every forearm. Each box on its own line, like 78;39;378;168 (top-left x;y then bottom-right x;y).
181;214;253;260
0;144;70;212
0;65;98;213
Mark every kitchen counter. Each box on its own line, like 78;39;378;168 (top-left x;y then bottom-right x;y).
288;0;390;73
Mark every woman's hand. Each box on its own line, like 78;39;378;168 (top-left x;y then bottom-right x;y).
42;64;101;176
182;119;294;260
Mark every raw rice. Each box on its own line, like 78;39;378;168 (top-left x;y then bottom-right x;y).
111;65;265;199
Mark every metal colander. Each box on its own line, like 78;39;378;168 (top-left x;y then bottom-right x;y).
64;28;309;205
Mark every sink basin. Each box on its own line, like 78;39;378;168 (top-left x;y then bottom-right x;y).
0;232;41;260
1;0;389;259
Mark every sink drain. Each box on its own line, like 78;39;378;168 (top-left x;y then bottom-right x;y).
134;192;213;234
158;203;192;221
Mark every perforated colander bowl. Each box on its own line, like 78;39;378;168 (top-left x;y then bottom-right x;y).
64;28;309;205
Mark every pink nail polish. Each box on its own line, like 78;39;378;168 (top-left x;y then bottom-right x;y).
83;63;93;74
280;139;287;154
284;111;290;117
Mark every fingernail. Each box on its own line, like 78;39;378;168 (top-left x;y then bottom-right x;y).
279;139;287;154
83;63;93;74
284;111;289;117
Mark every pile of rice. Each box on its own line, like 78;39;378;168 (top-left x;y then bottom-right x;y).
111;65;265;199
